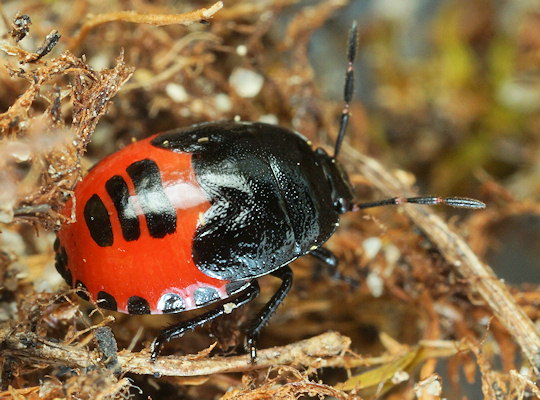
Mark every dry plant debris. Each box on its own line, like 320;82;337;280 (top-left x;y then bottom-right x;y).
0;1;539;399
9;13;31;43
68;1;223;51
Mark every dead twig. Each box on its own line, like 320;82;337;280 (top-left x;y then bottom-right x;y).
343;145;540;374
69;1;223;51
0;328;351;377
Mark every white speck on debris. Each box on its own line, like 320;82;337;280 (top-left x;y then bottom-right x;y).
229;68;264;98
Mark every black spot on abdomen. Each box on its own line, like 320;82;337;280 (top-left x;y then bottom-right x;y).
75;280;90;301
97;291;118;311
105;175;141;241
158;293;185;313
53;237;60;252
127;295;151;314
84;194;113;247
126;159;176;239
54;244;72;286
194;287;220;307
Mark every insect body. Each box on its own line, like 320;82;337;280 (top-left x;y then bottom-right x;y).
55;120;353;313
54;23;485;361
55;119;355;360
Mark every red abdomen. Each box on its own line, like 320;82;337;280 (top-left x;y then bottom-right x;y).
55;135;245;314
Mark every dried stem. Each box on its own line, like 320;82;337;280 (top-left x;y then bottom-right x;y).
0;327;351;377
343;145;540;373
69;1;223;50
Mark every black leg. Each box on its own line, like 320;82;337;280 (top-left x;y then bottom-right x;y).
150;280;260;361
245;265;293;362
310;247;358;287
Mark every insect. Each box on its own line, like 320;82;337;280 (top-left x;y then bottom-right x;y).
54;22;485;362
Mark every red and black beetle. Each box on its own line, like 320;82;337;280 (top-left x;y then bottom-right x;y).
54;23;485;361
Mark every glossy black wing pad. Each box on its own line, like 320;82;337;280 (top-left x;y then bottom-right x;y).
151;122;338;281
193;178;296;280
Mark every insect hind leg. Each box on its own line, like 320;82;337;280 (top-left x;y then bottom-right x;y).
245;265;293;362
150;280;260;361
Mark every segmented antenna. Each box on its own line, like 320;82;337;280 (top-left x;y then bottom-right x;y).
331;22;486;213
352;196;486;211
334;21;358;158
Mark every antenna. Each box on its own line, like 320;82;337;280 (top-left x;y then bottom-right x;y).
334;21;358;158
331;22;486;212
352;196;486;211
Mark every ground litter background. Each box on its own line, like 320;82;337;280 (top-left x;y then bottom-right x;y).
0;0;540;399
